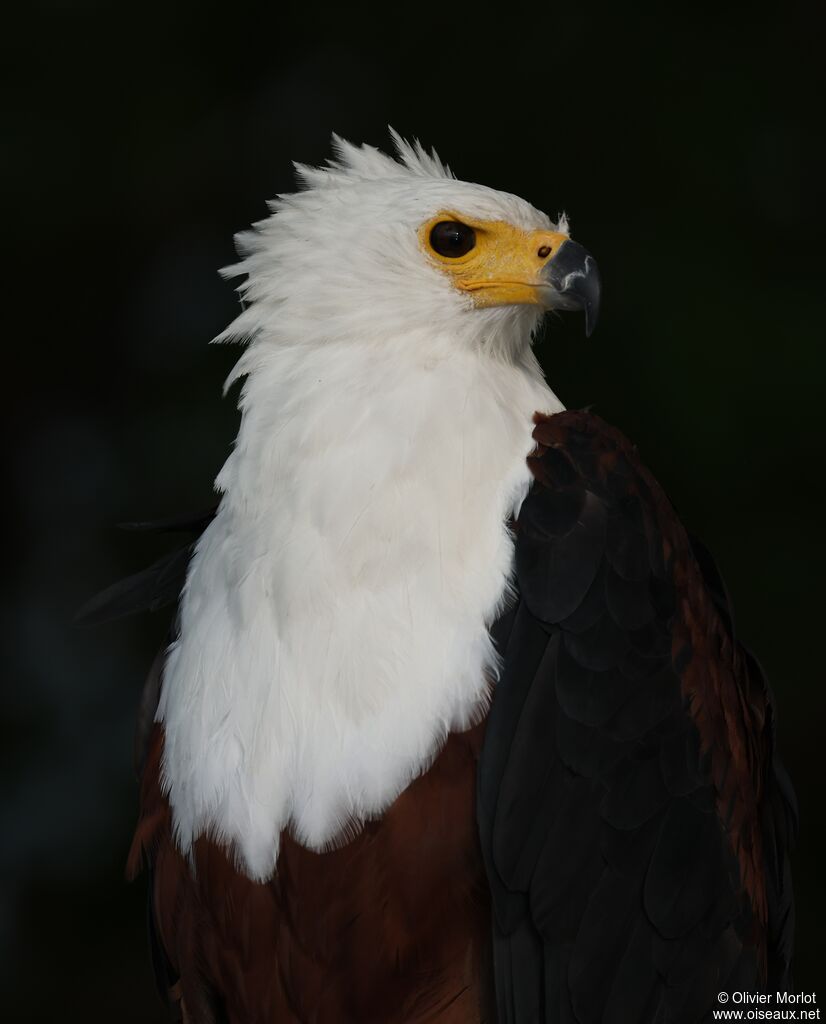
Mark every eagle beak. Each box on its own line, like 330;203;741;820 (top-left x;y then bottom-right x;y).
541;240;601;337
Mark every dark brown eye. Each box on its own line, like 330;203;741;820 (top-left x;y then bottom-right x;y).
429;220;476;258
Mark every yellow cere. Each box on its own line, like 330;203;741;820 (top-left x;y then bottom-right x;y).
418;211;570;308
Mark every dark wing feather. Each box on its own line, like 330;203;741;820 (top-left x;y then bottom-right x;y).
480;411;796;1023
75;546;194;626
75;507;217;626
81;507;218;1018
118;507;217;535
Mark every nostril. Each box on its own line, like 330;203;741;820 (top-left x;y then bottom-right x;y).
538;245;552;259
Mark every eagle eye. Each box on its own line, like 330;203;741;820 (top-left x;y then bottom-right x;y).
429;221;476;258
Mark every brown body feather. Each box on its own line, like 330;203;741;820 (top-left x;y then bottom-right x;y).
129;722;495;1024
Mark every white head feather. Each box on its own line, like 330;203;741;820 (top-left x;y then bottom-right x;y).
157;132;565;880
217;130;567;370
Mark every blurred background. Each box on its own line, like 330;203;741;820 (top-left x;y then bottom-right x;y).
4;2;823;1018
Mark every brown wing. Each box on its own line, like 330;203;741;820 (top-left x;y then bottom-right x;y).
478;410;797;1024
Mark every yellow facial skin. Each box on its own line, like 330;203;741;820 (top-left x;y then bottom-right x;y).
419;211;570;308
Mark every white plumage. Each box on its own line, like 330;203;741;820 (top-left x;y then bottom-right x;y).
156;133;565;880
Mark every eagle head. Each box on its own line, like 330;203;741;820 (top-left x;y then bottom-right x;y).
217;130;600;365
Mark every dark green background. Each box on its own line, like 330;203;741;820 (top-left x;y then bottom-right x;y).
5;2;823;1018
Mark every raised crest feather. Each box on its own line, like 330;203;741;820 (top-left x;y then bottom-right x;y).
291;128;454;191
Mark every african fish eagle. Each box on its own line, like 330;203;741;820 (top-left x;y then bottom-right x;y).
89;132;797;1023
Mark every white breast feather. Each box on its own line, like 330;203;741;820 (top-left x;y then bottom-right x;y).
158;335;560;880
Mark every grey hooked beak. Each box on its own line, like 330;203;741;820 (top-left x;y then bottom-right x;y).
541;240;601;337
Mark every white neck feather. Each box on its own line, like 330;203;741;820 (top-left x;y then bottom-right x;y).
157;327;561;880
